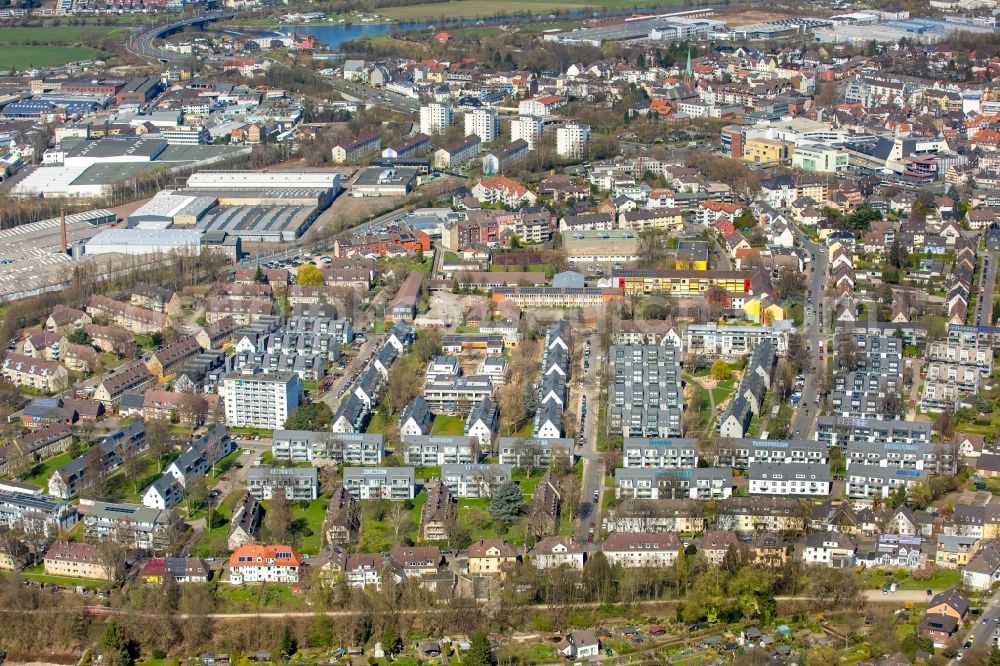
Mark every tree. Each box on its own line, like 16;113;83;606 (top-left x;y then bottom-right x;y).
388;503;412;540
101;621;134;666
284;402;332;430
279;624;297;658
710;359;730;382
266;488;292;543
989;645;1000;666
145;418;173;472
254;266;266;284
297;263;324;286
185;476;208;519
66;328;90;345
488;480;523;530
465;629;496;666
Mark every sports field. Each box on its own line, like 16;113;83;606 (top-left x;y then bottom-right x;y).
0;26;122;70
380;0;683;20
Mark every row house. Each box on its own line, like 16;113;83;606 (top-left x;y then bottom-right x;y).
615;467;733;501
93;362;154;408
1;353;68;393
49;422;146;499
86;295;169;334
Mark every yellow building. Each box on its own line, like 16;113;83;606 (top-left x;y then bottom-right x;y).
44;542;111;581
467;538;519;577
743;138;790;164
743;296;786;324
616;270;751;296
935;535;980;569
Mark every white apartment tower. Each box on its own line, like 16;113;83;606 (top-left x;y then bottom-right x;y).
510;116;543;150
464;108;499;143
556;123;591;160
420;103;454;135
221;368;302;429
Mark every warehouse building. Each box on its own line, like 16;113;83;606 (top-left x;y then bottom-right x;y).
351;167;419;197
127;191;217;228
85;228;206;256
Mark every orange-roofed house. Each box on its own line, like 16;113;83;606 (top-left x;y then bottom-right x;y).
649;99;672;116
518;95;566;116
734;247;762;269
435;32;450;43
228;544;301;584
697;200;744;225
972;130;1000;152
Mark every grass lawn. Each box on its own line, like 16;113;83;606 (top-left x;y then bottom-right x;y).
431;414;466;436
366;410;389;435
709;386;732;407
215;583;305;610
858;567;960;591
290;496;329;555
100;352;127;370
456;325;481;333
360;493;426;551
415;465;442;480
191;493;240;558
24;451;74;487
19;564;111;589
211;448;243;479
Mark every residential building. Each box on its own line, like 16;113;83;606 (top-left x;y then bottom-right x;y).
420;103;454;135
322;484;359;546
419;481;455;542
271;430;385;465
1;353;69;393
228;544;301;584
467;538;519;576
556;123;590;159
342;467;415;500
49;422;146;499
602;531;681;567
440;463;512;498
531;536;586;570
228;493;262;551
84;500;177;551
403;435;479;466
464;108;499;143
220;369;302;429
44;542;110;580
748;462;831;497
247;466;319;501
140;558;211;584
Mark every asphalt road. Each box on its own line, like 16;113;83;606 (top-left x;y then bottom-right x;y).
975;251;998;328
953;589;1000;664
576;334;604;541
789;228;830;440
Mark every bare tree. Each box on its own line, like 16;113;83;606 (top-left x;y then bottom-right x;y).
388;504;411;540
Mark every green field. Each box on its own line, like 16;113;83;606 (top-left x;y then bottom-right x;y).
380;0;682;20
0;26;122;69
431;414;466;436
1;46;104;70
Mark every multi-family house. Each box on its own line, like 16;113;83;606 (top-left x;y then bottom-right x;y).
247;466;319;501
228;544;301;584
342;467;415;500
802;531;857;568
602;532;681;567
467;538;519;577
44;542;110;580
322;484;359;546
530;536;585;570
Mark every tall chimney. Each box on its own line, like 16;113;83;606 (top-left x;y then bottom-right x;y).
60;208;67;256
